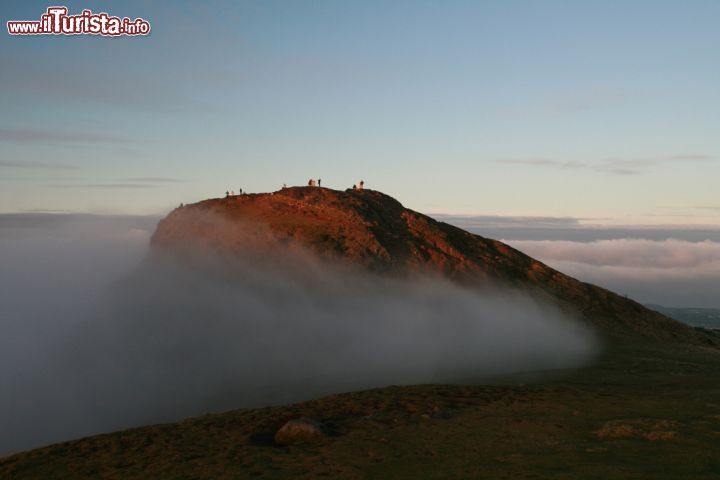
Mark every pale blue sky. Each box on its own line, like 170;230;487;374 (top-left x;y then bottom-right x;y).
1;0;718;223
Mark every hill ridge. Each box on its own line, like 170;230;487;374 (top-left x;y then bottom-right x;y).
151;187;719;345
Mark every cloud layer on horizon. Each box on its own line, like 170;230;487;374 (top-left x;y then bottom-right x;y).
507;238;720;308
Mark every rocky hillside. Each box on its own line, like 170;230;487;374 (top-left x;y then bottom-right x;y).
152;187;718;345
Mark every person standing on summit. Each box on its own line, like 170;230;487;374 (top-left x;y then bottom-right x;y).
318;178;322;187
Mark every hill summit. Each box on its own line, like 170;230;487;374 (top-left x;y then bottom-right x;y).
152;186;717;345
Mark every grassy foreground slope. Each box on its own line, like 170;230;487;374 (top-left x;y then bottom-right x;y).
3;341;720;480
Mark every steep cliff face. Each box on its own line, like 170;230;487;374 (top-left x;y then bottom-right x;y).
152;187;718;345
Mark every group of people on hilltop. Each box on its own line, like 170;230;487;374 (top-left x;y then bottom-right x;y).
221;180;366;196
225;188;243;198
306;178;365;190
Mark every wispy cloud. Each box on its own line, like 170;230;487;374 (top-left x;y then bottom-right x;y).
501;159;585;169
44;184;155;189
0;160;76;169
121;177;182;183
433;214;583;229
0;46;226;114
498;158;643;175
0;128;125;145
19;209;76;214
39;177;181;189
499;154;714;175
669;154;713;161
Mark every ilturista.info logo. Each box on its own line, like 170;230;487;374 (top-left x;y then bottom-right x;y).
7;6;150;36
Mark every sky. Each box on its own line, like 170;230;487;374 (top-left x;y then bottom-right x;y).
1;0;719;224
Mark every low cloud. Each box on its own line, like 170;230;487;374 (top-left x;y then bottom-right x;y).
507;238;720;270
506;238;720;308
433;214;582;229
0;215;596;453
435;214;720;243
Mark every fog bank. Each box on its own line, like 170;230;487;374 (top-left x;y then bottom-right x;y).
507;238;720;308
0;215;596;453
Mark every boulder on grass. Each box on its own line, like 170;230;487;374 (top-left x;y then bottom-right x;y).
274;417;325;445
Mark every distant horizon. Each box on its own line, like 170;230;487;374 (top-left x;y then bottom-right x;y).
3;205;719;309
3;185;720;229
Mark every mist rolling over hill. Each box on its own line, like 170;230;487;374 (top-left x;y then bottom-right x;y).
0;197;596;454
2;189;718;456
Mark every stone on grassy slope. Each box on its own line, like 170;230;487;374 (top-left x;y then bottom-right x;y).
274;417;325;445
